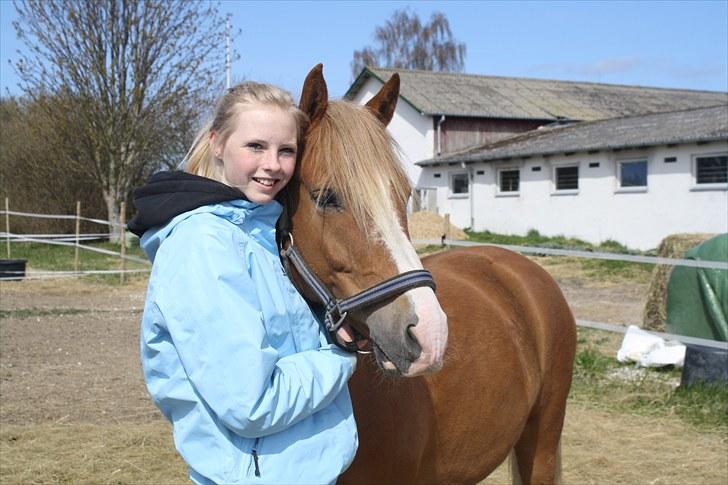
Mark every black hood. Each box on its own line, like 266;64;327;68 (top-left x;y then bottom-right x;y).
128;171;247;237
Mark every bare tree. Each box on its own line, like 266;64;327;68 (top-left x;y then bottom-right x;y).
351;8;466;79
12;0;233;241
1;96;105;235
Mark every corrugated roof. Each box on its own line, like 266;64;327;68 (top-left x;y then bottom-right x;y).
417;104;728;166
345;67;728;121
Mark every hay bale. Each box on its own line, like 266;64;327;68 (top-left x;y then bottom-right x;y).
642;233;715;331
408;211;468;242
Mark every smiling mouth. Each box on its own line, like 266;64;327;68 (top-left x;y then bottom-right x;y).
252;177;278;188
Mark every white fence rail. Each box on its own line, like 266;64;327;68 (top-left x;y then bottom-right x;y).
412;239;728;349
1;201;148;282
412;239;728;271
1;209;125;228
4;207;727;349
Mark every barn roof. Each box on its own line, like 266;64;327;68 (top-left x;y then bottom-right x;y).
345;67;728;121
416;104;728;166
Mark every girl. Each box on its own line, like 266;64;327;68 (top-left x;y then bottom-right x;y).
129;82;358;484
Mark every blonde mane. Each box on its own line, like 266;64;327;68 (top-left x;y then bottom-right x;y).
303;101;411;238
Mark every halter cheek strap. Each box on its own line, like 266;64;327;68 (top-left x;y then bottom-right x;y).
279;234;436;353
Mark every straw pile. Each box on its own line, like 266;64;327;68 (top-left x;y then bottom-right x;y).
408;211;468;242
642;233;715;331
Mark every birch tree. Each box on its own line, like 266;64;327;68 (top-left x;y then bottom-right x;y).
351;8;466;78
12;0;232;240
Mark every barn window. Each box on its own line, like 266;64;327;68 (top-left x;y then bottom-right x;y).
554;165;579;192
450;172;469;196
694;154;727;185
618;160;648;188
498;169;520;193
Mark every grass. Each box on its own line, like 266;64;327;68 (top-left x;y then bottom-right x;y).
0;422;187;485
571;327;728;433
464;228;654;281
4;241;149;285
465;228;603;250
415;244;448;256
0;308;90;319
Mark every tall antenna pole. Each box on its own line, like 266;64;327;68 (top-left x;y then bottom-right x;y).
225;16;231;89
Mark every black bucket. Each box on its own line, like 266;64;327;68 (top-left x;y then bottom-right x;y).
0;259;27;281
680;344;728;387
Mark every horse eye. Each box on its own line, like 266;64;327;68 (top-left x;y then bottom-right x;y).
311;188;342;210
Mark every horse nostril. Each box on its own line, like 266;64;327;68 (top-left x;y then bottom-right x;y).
405;324;422;357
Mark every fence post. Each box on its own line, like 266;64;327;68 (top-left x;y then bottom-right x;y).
441;213;450;247
74;201;81;273
4;197;10;258
119;201;126;284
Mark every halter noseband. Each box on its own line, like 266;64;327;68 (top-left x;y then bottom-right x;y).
279;233;436;353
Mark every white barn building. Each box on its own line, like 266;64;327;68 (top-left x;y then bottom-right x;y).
345;67;728;191
345;68;728;250
416;105;728;250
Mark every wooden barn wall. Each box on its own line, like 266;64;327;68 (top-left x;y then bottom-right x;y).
438;117;546;154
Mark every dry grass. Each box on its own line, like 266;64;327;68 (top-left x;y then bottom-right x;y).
642;233;714;331
2;257;727;485
408;211;468;241
482;402;728;485
3;408;725;485
0;422;187;485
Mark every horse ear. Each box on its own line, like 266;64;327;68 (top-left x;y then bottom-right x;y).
299;63;328;125
365;73;400;126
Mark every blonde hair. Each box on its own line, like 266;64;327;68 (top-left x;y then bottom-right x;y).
184;82;309;180
304;101;411;238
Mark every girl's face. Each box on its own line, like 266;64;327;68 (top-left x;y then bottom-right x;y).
212;104;297;204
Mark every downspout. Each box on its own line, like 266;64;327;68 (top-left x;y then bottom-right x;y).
460;162;475;230
468;164;475;229
461;161;475;230
436;115;446;156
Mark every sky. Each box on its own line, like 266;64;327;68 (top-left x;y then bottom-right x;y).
1;0;727;101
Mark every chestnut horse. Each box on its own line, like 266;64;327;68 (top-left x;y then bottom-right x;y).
282;64;576;484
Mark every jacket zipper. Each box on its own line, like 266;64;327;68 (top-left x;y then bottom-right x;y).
252;438;261;477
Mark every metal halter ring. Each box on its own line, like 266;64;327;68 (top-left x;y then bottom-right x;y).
326;309;348;333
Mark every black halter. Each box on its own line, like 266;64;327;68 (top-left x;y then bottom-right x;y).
278;223;436;353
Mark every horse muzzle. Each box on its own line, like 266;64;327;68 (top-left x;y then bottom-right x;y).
365;287;448;377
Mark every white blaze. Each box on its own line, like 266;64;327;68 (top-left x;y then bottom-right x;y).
377;211;448;376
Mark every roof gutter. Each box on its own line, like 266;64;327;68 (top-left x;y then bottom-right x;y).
437;115;446;156
416;134;728;167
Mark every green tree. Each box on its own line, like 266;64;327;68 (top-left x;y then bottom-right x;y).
351;8;466;78
12;0;233;241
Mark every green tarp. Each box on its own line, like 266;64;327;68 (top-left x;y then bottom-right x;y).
666;233;728;342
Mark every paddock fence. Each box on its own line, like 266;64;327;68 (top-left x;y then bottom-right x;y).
1;198;149;283
2;203;726;350
411;238;728;350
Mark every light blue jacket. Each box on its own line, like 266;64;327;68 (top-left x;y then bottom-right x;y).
139;199;358;484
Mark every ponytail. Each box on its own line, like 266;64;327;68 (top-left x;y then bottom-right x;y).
184;119;217;179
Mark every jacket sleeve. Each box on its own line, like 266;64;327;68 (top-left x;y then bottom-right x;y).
149;217;356;439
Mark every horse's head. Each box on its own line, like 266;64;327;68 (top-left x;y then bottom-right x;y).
282;64;448;377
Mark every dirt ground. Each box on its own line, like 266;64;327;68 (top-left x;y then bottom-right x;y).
1;270;727;484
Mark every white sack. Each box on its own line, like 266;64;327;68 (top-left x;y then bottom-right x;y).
616;325;686;368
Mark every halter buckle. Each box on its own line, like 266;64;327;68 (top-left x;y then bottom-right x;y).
325;300;348;333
